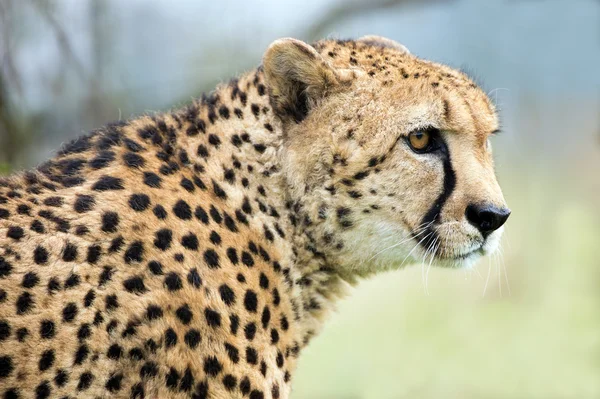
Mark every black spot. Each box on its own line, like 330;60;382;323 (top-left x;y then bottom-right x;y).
244;323;256;340
92;176;124;191
35;381;51;399
84;289;96;307
143;172;162;188
48;278;61;293
16;327;28;341
208;134;221;147
109;236;124;252
77;371;93;390
0;321;10;341
204;308;221;327
261;307;271;329
101;212;119;232
224;343;240;363
86;245;101;265
154;229;173;250
212;180;227;199
107;344;123;360
105;373;123;392
226;248;238;264
123;152;145;168
218;106;230;119
148;260;164;275
16;292;34;314
123;276;147;294
62;302;78;322
166;369;183;393
153;204;168;219
224;213;238;232
223;374;237;391
39;349;55;371
250;390;264;399
0;256;12;277
99;266;115;286
176;304;193;325
54;369;68;386
173;200;192;220
129;194;150;211
164;272;183;291
270;328;280;344
124;241;144;263
184;329;201;349
30;219;45;233
130;383;145;398
105;294;119;311
180;367;196;393
89;150;115;169
22;271;39;288
187;268;202;288
62;242;78;262
209;205;222;223
219;284;235;306
246;347;258;365
65;273;81;289
241;251;254;267
40;320;56;339
231;135;243;147
230;315;239;335
244;290;258;312
6;226;24;240
181;233;199;250
43;196;63;207
240;377;251;395
140;361;159;378
197;144;209;158
78;323;91;341
165;328;178;348
203;249;220;269
194;206;209;224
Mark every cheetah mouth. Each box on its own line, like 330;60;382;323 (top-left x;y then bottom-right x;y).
434;244;485;263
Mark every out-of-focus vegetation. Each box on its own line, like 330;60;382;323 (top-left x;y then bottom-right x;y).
1;0;598;398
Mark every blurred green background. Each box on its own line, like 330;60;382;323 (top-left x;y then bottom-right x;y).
1;0;599;398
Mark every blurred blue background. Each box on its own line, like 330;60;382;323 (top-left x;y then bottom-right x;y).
1;0;599;398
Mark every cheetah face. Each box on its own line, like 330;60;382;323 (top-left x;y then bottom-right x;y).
264;37;510;274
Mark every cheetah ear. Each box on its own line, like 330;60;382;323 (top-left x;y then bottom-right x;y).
263;38;340;123
358;35;410;54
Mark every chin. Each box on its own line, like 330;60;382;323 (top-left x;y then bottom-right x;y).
428;227;505;270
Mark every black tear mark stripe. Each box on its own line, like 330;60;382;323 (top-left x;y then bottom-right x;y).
417;138;456;252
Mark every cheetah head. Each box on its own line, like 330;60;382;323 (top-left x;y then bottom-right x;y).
263;36;510;275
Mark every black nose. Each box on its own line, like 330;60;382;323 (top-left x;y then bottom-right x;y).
465;204;511;237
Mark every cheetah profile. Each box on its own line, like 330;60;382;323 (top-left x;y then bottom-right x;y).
0;36;510;398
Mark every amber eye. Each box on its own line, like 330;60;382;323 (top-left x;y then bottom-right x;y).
408;130;431;151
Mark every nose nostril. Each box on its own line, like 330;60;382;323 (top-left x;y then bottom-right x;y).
465;204;511;236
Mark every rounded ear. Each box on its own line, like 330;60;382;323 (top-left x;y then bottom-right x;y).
263;38;340;123
358;35;410;54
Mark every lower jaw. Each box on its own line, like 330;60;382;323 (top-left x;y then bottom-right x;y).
435;248;484;268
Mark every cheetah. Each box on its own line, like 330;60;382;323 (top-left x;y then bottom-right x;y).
0;36;510;398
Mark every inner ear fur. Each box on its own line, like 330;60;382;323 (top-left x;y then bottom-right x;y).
263;38;340;123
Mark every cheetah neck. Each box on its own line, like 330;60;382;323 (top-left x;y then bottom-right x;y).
171;69;351;347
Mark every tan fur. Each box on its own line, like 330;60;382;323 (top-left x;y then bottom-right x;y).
0;37;507;398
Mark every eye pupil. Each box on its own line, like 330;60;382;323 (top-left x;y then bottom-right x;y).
408;130;431;151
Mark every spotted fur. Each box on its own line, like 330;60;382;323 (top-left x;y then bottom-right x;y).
0;36;508;398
